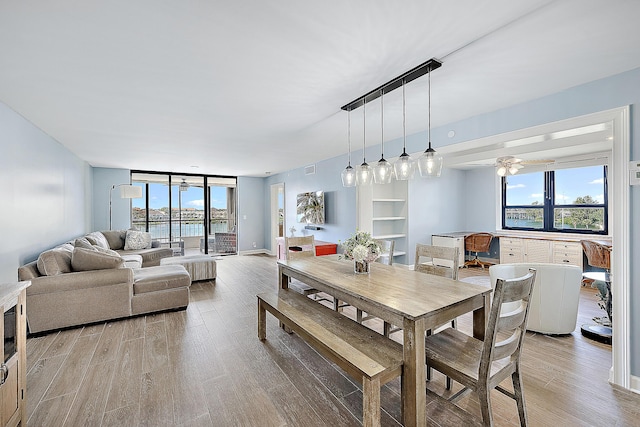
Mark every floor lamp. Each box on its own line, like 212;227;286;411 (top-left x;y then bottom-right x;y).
109;184;142;230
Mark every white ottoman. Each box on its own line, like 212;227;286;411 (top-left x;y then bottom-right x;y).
160;255;217;281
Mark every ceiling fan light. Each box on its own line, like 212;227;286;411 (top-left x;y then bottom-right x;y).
356;162;373;185
418;147;443;178
496;166;507;177
373;158;393;184
508;165;520;175
341;165;356;187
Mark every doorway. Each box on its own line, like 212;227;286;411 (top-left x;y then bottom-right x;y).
270;183;285;256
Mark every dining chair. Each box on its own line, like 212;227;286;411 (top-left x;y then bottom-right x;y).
463;232;494;269
414;243;460;388
284;236;338;309
425;269;537;427
356;239;394;325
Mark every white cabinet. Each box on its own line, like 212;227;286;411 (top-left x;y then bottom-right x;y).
499;237;583;268
357;180;408;263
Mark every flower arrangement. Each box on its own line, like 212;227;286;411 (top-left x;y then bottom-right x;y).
339;230;381;263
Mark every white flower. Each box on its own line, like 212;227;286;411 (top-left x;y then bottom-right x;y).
352;245;369;262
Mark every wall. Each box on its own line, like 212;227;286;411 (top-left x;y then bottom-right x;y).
237;176;265;252
92;168;132;231
265;66;640;375
0;101;91;282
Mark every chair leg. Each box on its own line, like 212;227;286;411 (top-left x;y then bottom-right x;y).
478;385;494;427
512;368;528;426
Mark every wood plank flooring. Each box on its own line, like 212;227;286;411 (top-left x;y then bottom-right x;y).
25;255;640;426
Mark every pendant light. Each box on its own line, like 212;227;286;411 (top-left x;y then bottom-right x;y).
356;102;372;185
394;79;415;180
418;66;443;177
373;90;392;184
341;109;356;187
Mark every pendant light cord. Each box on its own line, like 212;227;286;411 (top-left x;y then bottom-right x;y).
348;109;352;166
428;68;432;150
362;102;366;163
402;80;406;153
381;90;385;158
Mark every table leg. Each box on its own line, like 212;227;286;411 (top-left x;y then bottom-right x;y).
402;318;426;427
472;293;489;340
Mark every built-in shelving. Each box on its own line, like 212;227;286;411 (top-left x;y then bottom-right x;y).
357;180;409;264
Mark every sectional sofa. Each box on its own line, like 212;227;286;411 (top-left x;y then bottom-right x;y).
18;230;191;334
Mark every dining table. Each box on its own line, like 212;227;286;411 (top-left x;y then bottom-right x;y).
277;255;492;427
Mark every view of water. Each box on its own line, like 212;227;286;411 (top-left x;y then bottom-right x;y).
132;221;230;240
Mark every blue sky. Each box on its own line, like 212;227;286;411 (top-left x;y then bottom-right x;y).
132;184;229;210
505;165;605;205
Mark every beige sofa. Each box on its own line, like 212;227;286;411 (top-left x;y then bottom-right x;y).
18;230;191;334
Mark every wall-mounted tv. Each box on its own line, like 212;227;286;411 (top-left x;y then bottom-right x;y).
296;191;325;224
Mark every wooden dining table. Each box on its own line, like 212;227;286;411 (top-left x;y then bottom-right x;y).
277;255;492;427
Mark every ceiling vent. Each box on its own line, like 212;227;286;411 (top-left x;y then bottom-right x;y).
304;165;316;175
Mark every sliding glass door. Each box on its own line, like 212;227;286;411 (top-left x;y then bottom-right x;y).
131;172;237;255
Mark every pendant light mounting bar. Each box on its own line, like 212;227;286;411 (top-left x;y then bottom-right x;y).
340;58;442;112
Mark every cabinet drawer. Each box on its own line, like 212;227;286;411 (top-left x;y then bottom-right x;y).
500;248;524;263
552;252;582;267
552;241;582;255
500;238;523;247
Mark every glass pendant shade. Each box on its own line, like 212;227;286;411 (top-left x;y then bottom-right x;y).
373;158;392;184
356;162;372;185
342;165;356;187
394;152;415;180
418;147;443;177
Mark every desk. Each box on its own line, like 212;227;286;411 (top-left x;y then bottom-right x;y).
277;255;491;427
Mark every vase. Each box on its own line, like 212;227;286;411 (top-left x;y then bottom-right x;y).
354;260;370;274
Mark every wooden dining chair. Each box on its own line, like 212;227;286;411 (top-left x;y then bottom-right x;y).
284;236;339;310
425;269;537;427
356;239;394;325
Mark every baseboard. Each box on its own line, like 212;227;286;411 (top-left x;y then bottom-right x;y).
630;374;640;395
238;249;270;256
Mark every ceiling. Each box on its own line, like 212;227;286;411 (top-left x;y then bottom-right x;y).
1;0;639;177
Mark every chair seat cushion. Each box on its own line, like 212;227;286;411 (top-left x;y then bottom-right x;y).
133;265;191;295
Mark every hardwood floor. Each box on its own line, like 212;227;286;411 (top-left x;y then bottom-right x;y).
26;255;640;426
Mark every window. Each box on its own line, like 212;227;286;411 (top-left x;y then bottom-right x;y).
502;165;607;234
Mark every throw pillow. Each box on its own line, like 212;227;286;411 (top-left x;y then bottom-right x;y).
71;248;124;271
36;244;74;276
94;246;121;257
74;237;96;251
85;231;111;250
124;230;152;250
101;230;126;250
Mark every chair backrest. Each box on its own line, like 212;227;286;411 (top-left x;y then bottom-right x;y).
581;240;611;270
465;232;493;253
284;236;316;260
414;243;459;280
375;239;395;266
480;269;536;381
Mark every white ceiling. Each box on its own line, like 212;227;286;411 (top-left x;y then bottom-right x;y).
1;0;639;177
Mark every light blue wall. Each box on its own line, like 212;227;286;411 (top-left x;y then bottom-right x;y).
237;176;265;252
0;101;91;282
92;168;133;231
264;66;640;375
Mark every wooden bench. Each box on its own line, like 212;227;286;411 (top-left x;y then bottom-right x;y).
257;290;403;427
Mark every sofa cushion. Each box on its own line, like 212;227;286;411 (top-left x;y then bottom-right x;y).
71;247;125;271
124;230;152;250
94;246;121;257
121;254;143;269
101;230;126;250
133;265;191;295
85;231;111;250
37;244;74;276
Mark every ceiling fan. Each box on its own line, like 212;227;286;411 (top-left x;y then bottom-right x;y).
495;156;554;176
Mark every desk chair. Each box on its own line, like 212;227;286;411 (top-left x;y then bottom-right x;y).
580;240;612;344
463;233;494;269
425;269;537;426
356;239;394;326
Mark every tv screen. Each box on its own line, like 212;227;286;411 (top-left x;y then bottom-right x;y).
296;191;325;224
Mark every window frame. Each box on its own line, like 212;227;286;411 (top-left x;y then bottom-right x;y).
502;165;608;235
